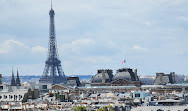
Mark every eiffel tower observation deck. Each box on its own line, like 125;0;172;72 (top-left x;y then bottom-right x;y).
39;1;66;84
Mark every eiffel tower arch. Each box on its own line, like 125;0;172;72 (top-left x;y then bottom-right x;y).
39;2;66;85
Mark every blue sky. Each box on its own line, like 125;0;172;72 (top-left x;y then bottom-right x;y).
0;0;188;76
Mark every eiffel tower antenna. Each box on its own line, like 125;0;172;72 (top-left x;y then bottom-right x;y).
51;0;53;9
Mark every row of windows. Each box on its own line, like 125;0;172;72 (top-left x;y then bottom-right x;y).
0;95;23;100
140;109;188;111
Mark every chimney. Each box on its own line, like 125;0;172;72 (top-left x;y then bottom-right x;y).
102;70;106;83
134;69;138;81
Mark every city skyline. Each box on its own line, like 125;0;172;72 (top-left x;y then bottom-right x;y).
0;0;188;76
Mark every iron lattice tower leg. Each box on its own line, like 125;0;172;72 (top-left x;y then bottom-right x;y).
39;5;66;84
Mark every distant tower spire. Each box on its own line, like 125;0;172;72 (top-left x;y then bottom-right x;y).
11;69;16;86
16;69;21;86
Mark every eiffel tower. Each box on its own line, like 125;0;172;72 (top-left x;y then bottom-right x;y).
39;1;66;84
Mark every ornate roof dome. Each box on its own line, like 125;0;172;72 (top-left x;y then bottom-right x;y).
113;68;137;81
92;73;110;83
91;69;113;83
114;72;132;81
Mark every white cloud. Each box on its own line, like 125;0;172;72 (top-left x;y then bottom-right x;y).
72;38;95;45
83;56;111;63
133;45;148;52
31;46;47;53
0;39;47;54
72;38;95;52
177;16;188;21
144;21;151;26
0;50;7;54
0;39;29;53
59;38;96;54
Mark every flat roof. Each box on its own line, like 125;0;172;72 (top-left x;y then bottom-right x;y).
151;99;184;103
166;83;188;86
78;86;137;89
141;85;164;88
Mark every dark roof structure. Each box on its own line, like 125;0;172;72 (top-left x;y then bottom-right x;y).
11;70;16;86
16;70;21;86
91;68;141;86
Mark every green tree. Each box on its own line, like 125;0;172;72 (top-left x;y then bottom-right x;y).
97;105;115;111
105;105;115;111
97;108;105;111
73;106;86;111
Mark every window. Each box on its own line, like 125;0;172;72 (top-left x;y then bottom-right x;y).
42;85;47;89
19;95;22;100
4;95;7;99
135;93;140;97
0;96;2;99
0;86;3;89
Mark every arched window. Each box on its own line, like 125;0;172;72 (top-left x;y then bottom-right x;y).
19;95;22;100
4;95;7;99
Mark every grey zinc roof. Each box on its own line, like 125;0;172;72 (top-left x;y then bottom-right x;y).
78;85;136;89
92;73;110;83
113;71;132;81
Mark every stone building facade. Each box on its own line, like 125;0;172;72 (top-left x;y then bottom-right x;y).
0;87;28;102
22;88;40;102
154;72;176;85
66;77;81;87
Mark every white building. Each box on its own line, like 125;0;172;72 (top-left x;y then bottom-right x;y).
131;106;188;111
0;86;27;102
